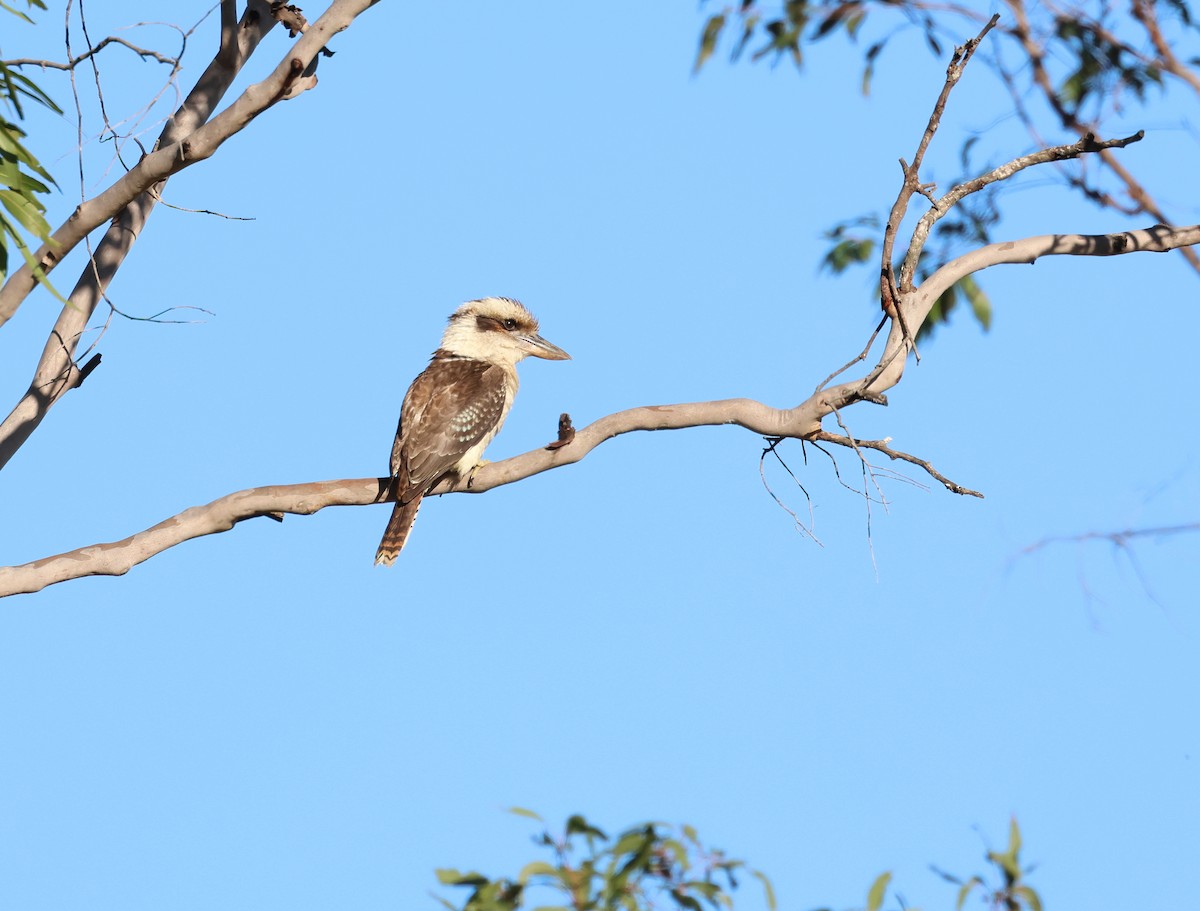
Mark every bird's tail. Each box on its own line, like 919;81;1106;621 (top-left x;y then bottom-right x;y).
374;494;422;566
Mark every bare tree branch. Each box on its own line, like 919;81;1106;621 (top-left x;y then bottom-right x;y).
4;15;1196;598
1020;523;1200;556
811;429;981;497
5;218;1197;597
0;0;380;472
4;35;179;70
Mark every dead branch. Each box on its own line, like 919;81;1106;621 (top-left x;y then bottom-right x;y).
810;430;983;498
4;35;179;70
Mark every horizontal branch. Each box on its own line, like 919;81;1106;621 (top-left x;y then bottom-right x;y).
3;219;1197;597
821;222;1200;415
0;398;819;596
918;223;1200;306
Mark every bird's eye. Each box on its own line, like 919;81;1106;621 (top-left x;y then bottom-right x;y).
502;318;518;330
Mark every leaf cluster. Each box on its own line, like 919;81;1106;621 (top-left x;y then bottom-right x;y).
810;818;1041;911
0;0;60;286
432;811;776;911
695;1;948;87
939;818;1043;911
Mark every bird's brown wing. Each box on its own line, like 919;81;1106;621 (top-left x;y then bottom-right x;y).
390;357;510;502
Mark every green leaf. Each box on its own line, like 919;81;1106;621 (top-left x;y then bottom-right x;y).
0;188;49;236
813;4;853;39
821;237;874;274
611;827;654;861
961;274;991;331
0;157;52;197
435;868;491;887
955;876;982;911
517;861;558;884
0;122;56;183
751;870;777;911
1008;817;1022;856
695;14;726;74
508;806;543;822
670;890;704;911
861;41;884;95
565;814;607;841
732;14;760;63
1013;884;1043;911
0;2;36;24
6;68;61;114
0;209;66;301
660;837;691;870
866;871;891;911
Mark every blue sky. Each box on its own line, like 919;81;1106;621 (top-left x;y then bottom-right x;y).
1;3;1198;909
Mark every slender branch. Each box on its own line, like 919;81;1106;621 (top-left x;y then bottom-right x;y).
880;14;998;309
810;430;983;498
899;130;1145;290
1020;523;1200;555
4;35;178;70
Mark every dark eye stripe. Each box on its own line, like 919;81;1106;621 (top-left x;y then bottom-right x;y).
474;314;525;332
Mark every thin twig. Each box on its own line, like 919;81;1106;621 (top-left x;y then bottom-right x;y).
809;429;983;498
4;35;178;70
815;315;887;394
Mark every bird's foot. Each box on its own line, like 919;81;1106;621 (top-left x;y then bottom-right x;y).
466;459;491;489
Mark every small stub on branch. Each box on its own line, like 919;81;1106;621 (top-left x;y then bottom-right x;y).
76;353;102;387
269;1;335;70
270;2;307;36
546;413;576;450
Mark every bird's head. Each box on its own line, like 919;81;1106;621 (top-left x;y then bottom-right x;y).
440;297;570;366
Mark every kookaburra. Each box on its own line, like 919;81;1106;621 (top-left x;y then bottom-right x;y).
374;297;570;565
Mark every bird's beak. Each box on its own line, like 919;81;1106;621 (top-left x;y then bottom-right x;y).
520;333;571;361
